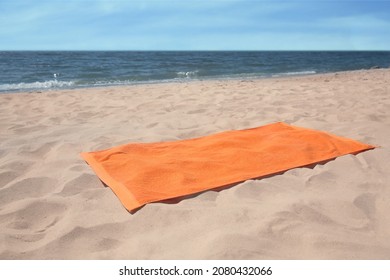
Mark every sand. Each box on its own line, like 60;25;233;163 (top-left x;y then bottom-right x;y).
0;69;389;259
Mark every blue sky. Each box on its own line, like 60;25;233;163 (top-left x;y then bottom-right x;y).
1;0;389;50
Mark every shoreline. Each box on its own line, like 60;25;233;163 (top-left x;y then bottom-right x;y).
1;68;389;259
1;67;388;96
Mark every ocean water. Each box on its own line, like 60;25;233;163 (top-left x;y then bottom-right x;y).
0;51;389;93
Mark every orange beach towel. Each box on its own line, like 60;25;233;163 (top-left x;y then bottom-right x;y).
81;122;374;211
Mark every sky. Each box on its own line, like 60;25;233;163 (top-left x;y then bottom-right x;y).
1;0;389;50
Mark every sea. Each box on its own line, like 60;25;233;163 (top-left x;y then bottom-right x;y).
1;51;389;93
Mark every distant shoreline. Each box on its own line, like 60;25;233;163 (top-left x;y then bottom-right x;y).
1;67;387;95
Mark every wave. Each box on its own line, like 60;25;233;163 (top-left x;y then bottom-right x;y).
176;70;199;78
178;70;317;81
0;79;75;92
272;70;316;77
0;70;318;93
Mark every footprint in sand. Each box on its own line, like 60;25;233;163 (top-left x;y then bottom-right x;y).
291;203;335;224
187;109;207;114
145;122;158;129
14;124;48;135
0;200;66;232
39;225;121;256
265;213;303;236
0;177;56;207
59;173;100;196
233;181;268;200
0;160;34;173
353;193;376;219
266;203;336;237
0;171;20;189
0;149;6;158
69;164;89;172
18;142;56;159
305;170;336;187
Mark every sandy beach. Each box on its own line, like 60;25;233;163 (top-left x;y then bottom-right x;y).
0;68;389;259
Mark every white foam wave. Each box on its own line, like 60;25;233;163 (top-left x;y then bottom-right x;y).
272;70;316;77
0;80;74;92
176;70;199;78
91;80;133;86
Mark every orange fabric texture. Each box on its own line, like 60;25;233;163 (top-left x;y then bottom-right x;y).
81;122;374;211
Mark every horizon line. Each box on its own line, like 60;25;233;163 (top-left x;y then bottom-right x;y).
1;49;390;52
